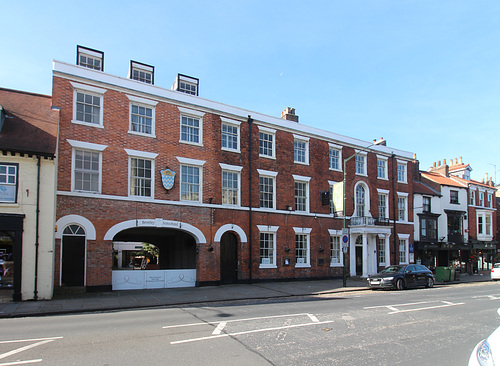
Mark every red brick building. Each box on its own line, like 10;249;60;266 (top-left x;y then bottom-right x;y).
52;46;416;291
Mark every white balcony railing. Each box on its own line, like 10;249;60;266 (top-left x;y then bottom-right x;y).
350;216;377;226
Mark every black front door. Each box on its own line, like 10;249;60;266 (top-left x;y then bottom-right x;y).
356;246;362;276
62;235;85;286
220;233;238;284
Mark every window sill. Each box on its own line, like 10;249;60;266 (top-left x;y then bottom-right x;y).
377;177;389;181
295;264;311;268
259;264;277;269
128;130;156;138
221;147;241;154
179;140;203;147
330;263;343;267
294;161;309;166
259;154;276;160
71;120;104;128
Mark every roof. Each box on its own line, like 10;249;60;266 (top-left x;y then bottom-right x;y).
420;171;467;188
413;179;441;196
0;88;59;157
449;163;471;172
53;60;416;160
451;174;496;191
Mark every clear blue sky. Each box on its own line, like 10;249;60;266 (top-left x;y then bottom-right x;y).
2;1;499;183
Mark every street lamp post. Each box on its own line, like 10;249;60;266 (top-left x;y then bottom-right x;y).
341;140;384;287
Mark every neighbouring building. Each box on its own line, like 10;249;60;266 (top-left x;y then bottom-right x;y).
413;170;469;272
426;158;498;273
51;46;417;292
0;88;59;300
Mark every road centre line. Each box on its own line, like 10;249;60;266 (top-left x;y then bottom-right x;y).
170;320;335;344
162;313;315;329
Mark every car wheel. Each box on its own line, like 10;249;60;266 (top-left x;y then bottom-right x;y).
395;278;405;290
425;277;434;288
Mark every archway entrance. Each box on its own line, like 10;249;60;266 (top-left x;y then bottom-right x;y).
62;225;86;286
112;227;197;290
220;232;238;284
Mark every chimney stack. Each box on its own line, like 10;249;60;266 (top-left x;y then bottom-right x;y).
281;107;299;123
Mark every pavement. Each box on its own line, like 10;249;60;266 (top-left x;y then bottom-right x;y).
0;271;493;319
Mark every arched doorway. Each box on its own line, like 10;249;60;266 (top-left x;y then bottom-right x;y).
220;232;238;284
61;224;86;286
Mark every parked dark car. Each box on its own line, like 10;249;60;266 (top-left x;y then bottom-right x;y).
367;264;435;290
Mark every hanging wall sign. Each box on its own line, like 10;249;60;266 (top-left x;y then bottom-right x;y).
160;168;176;191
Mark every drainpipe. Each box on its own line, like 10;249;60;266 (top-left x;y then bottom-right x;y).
34;155;41;300
247;115;253;282
392;153;397;265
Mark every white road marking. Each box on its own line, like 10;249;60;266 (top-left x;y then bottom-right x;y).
162;313;315;329
364;300;463;314
364;301;434;310
0;360;43;365
472;294;500;300
212;322;227;335
0;337;63;345
307;314;319;323
170;320;335;344
387;301;464;314
0;336;63;365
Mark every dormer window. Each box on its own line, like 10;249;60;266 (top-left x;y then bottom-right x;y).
76;45;104;71
129;61;154;84
172;74;199;96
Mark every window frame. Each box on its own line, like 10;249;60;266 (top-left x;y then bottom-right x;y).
293;175;311;213
68;140;107;194
258;126;276;159
127;95;158;138
258;225;279;268
221;117;241;153
220;163;242;207
177;156;206;203
294;227;312;268
450;190;459;204
378;236;386;266
0;163;18;203
420;216;438;241
77;45;104;71
179;107;204;146
377;155;388;180
125;149;158;199
354;181;370;217
129;60;154;85
329;230;343;267
422;196;431;213
478;191;484;206
355;151;367;176
377;189;389;221
328;144;342;171
398;234;410;265
397;160;407;183
293;135;309;165
469;190;475;205
258;169;278;210
70;82;106;128
397;193;408;222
